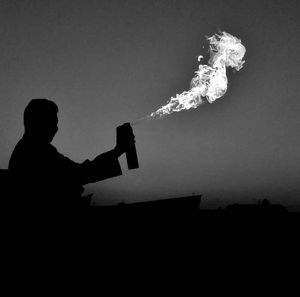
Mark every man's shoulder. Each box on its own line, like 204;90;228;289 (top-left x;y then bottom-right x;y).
9;138;27;168
13;137;58;154
9;137;59;168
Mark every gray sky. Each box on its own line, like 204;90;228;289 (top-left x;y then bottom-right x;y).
0;0;299;210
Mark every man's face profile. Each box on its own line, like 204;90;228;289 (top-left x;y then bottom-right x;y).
24;99;59;143
43;112;59;143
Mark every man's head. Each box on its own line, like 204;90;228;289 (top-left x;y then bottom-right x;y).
24;99;59;142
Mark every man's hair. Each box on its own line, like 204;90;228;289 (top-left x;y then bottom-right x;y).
24;99;58;131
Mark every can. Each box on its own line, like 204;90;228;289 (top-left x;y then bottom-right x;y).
117;123;139;170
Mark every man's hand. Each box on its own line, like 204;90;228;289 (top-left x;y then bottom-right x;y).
114;123;136;157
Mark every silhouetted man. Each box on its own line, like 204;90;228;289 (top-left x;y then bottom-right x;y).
9;98;135;213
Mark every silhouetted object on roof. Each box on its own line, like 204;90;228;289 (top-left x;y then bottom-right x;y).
123;195;201;213
8;98;136;213
225;200;288;216
93;195;202;221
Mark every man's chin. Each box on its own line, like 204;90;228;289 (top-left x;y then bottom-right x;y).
49;135;56;143
45;134;56;143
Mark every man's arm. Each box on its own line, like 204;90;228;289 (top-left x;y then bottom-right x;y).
79;148;123;185
54;123;135;185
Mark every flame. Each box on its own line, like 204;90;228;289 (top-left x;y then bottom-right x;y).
148;32;246;120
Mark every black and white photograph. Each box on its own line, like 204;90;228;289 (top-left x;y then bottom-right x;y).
1;1;300;270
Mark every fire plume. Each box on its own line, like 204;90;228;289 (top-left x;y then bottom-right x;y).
148;32;246;120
